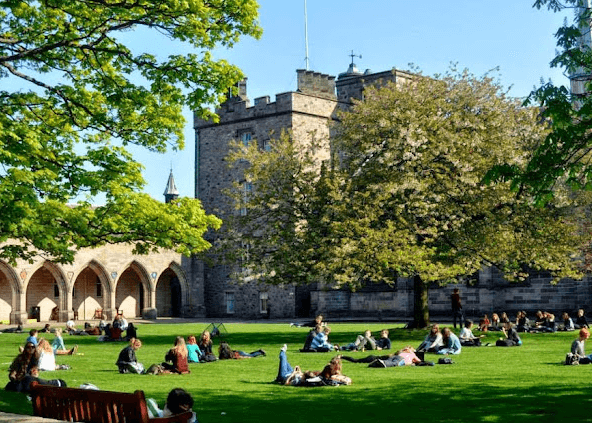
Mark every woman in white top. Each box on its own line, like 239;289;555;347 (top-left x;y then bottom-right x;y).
37;338;56;371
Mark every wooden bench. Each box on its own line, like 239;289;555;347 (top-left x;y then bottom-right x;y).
29;382;193;423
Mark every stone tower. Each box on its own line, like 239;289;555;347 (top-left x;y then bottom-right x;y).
193;65;413;319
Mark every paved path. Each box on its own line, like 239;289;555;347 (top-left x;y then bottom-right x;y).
0;412;66;422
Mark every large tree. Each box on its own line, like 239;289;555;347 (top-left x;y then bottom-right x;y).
225;69;587;327
488;0;592;203
0;0;260;262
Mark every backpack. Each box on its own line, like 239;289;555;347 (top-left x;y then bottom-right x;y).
565;353;580;365
438;357;454;365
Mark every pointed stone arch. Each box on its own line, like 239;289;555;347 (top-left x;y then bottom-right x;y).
155;261;190;317
0;260;21;322
72;260;113;320
25;261;68;321
115;261;151;318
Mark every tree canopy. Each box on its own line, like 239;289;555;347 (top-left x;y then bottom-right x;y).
0;0;260;262
225;69;589;326
488;0;592;203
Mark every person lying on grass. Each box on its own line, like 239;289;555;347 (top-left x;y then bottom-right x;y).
275;345;351;386
367;346;423;368
339;328;391;352
218;341;266;359
340;329;377;351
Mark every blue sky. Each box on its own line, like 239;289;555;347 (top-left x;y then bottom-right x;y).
136;0;572;201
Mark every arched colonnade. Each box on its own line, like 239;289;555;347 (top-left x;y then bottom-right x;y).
0;258;189;324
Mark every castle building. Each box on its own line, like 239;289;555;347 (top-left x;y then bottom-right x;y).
194;63;592;320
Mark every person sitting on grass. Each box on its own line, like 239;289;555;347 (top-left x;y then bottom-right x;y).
275;345;351;386
25;329;39;347
161;336;190;374
198;330;216;362
437;327;462;355
36;338;57;372
116;338;145;374
218;341;266;359
186;335;202;363
496;322;522;346
310;326;336;352
516;310;530;332
301;324;322;352
368;346;423;367
560;312;575;331
417;324;443;353
51;328;77;356
570;328;592;364
478;314;490;332
147;388;198;422
5;342;66;392
375;329;391;350
575;309;589;329
488;313;501;331
340;330;377;351
459;320;484;347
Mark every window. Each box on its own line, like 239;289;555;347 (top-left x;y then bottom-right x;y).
260;292;269;314
262;139;272;152
96;277;102;297
225;292;235;314
54;283;59;298
72;286;77;299
241;242;251;274
240;182;252;216
240;131;252;147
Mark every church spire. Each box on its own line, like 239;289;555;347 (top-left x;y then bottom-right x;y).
163;168;179;203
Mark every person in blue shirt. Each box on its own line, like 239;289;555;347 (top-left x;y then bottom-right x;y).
25;329;38;347
186;335;202;363
310;327;335;352
437;327;462;355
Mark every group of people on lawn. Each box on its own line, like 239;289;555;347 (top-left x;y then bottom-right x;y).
6;307;591;394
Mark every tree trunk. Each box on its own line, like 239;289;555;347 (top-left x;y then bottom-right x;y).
413;275;430;329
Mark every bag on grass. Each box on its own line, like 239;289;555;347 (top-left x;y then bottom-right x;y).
438;358;454;365
565;353;580;365
146;364;165;375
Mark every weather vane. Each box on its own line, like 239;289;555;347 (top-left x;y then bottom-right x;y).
349;50;362;65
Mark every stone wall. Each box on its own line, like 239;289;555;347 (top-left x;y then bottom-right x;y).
309;271;592;321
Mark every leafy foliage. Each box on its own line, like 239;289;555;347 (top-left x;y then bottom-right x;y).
0;0;260;261
224;69;587;298
488;0;592;201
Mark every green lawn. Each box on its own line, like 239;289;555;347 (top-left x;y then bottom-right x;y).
0;321;588;423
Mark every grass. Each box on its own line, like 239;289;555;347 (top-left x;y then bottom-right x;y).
0;321;589;423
